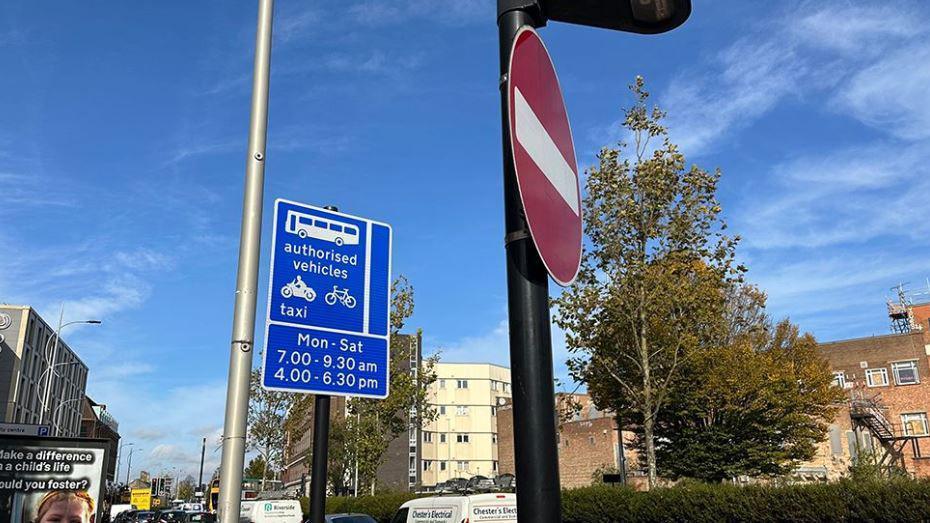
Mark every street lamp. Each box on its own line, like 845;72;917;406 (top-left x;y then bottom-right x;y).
117;442;134;486
126;447;143;485
39;314;101;428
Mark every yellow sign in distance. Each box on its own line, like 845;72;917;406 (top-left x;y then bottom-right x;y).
131;488;152;510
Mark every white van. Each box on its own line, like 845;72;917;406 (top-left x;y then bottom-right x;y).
390;494;517;523
244;500;303;523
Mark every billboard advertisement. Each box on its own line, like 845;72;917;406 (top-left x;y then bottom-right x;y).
0;436;107;523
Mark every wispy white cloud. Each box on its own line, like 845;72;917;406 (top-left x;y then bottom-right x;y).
737;141;930;249
114;249;176;272
786;4;923;56
834;43;930;140
166;139;240;166
93;362;155;382
435;319;509;365
656;2;930;156
275;7;323;44
349;0;489;27
0;171;78;210
432;315;574;386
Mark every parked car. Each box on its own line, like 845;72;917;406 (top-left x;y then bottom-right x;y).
135;512;157;523
114;510;138;523
322;514;377;523
183;512;216;523
390;493;517;523
155;510;187;523
111;504;137;521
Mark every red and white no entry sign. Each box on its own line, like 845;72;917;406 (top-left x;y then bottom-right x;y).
508;26;582;287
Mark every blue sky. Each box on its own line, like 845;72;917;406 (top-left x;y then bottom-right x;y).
2;0;929;480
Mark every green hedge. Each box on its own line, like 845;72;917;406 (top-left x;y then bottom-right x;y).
312;480;930;522
563;480;930;523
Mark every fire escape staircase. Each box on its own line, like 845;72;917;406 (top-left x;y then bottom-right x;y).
849;399;915;470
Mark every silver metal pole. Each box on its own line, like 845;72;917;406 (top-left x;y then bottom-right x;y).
217;0;275;521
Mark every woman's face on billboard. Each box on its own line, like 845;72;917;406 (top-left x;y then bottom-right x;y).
38;498;92;523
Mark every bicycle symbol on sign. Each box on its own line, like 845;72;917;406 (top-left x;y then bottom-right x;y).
325;285;357;309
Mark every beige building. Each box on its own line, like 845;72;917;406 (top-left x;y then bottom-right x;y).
420;362;511;488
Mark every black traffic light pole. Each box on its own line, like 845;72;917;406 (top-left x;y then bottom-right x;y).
496;2;690;520
497;3;563;522
308;394;330;523
309;205;339;523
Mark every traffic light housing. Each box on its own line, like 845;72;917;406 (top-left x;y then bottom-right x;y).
498;0;692;34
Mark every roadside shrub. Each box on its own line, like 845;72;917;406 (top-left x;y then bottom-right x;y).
316;479;930;522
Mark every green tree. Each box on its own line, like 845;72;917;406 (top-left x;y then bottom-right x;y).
247;362;295;490
177;476;195;501
653;284;844;481
553;77;742;488
244;455;268;481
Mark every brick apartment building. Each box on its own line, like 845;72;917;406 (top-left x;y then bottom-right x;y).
498;393;638;489
803;331;930;478
795;298;930;480
79;396;120;482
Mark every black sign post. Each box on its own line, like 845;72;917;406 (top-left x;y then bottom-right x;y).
495;1;691;521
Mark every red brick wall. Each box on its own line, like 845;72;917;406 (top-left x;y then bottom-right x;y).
497;402;515;476
498;394;634;488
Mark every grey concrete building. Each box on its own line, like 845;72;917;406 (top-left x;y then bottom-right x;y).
0;305;89;437
376;332;422;491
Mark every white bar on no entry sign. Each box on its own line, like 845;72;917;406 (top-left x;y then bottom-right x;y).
514;87;579;216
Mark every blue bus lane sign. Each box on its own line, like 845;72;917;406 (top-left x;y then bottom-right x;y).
262;199;392;399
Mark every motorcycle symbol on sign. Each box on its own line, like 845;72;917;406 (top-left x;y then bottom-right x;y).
281;276;316;302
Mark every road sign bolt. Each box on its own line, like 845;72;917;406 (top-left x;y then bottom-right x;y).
254;152;264;161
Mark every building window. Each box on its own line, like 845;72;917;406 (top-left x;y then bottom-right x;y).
439;379;446;389
439;406;446;415
457;379;468;389
456;434;470;443
832;371;846;388
440;461;447;471
456;406;469;416
866;368;889;387
893;361;920;385
457;461;469;471
493;461;498;472
503;383;510;393
491;381;499;391
491;406;497;416
424;432;433;443
492;434;498;444
902;413;929;436
423;460;432;471
440;433;447;444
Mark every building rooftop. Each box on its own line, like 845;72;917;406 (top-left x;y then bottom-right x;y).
819;330;923;347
